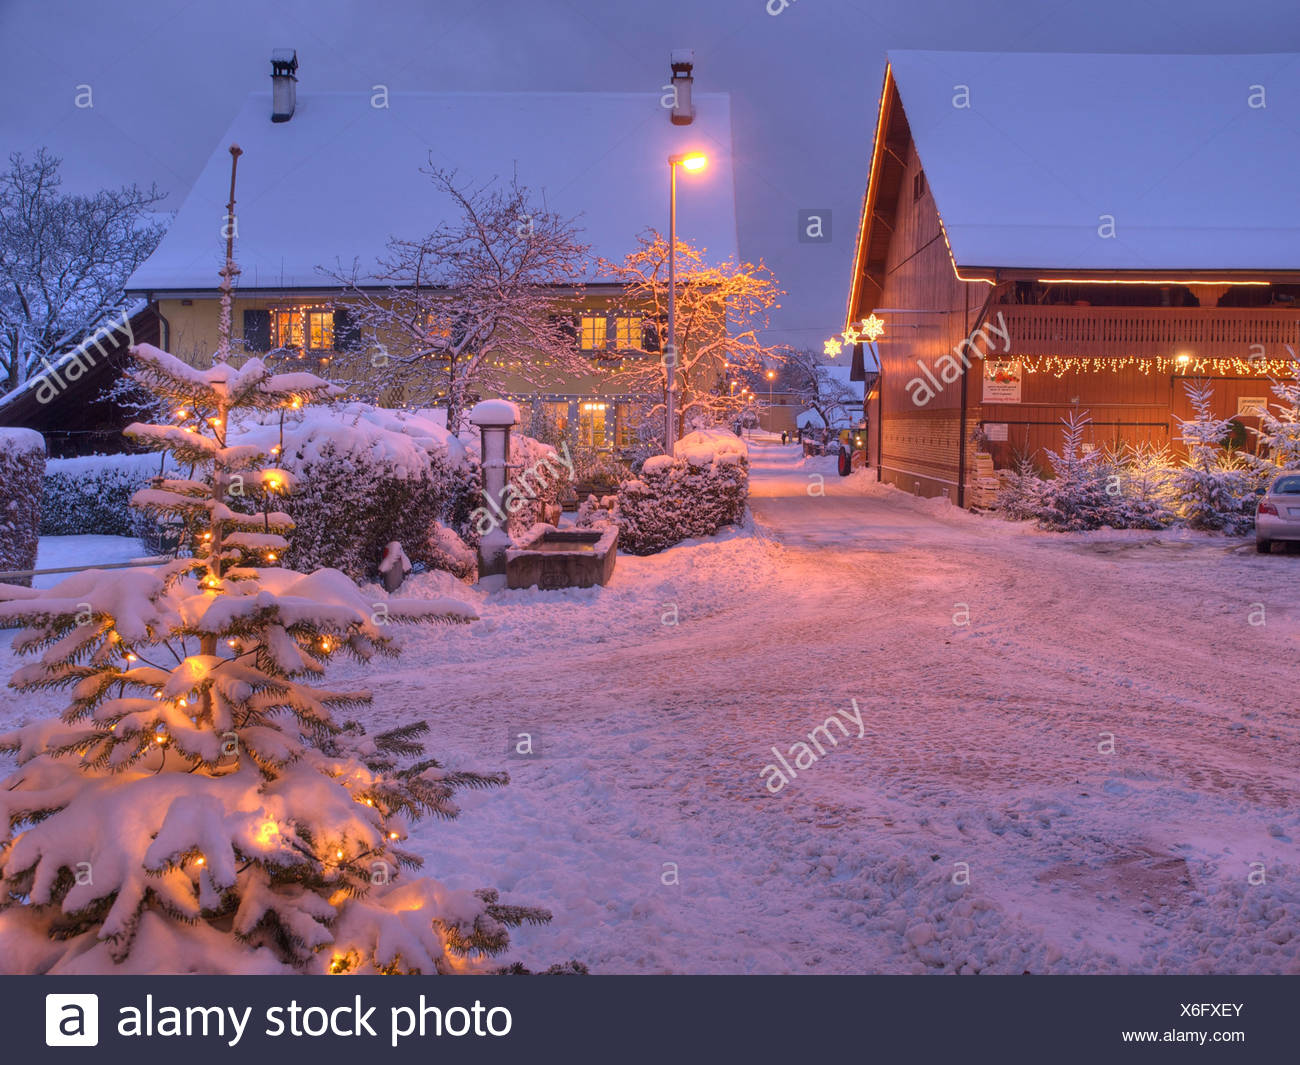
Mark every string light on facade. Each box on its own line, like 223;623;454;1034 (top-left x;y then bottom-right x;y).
992;353;1297;377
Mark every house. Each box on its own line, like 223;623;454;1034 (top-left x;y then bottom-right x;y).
843;51;1300;504
127;52;739;450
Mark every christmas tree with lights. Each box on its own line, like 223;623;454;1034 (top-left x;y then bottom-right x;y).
0;341;548;974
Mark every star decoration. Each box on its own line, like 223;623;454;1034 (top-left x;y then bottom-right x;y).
823;338;843;357
842;325;861;345
859;313;886;342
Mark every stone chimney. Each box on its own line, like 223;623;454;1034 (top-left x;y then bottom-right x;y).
271;49;298;123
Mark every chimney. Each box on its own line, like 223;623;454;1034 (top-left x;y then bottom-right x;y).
270;49;298;122
669;50;695;126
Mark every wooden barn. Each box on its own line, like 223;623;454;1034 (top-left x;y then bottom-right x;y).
843;51;1300;504
0;303;160;456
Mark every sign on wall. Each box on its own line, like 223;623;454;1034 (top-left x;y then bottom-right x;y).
983;423;1009;441
983;360;1023;403
1237;396;1269;417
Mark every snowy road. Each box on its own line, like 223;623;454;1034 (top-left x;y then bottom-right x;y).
2;441;1296;972
356;440;1300;973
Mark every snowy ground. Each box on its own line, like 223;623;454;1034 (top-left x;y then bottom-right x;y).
2;441;1297;973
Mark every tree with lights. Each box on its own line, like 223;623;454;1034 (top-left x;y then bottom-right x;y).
323;167;591;432
0;343;549;973
600;230;786;438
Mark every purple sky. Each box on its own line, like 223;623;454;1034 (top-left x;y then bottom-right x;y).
3;0;1298;348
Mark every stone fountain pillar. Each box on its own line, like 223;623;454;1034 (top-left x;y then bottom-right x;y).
468;399;519;580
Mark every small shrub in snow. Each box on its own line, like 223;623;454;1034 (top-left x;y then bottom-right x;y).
427;521;477;581
613;429;749;555
0;428;44;584
994;451;1044;521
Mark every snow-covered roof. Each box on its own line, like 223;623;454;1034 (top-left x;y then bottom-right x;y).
887;51;1300;272
128;91;738;293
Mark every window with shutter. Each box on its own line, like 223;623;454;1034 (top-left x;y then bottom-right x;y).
243;309;271;352
333;307;361;351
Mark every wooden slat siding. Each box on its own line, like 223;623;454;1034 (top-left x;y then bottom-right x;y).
999;305;1300;359
870;136;972;497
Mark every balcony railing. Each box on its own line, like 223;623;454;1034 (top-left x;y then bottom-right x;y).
996;304;1300;359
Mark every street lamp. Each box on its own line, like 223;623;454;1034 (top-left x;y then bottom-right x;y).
766;369;776;431
666;151;708;451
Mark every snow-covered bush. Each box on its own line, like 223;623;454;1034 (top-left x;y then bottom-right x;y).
231;406;467;581
1171;382;1255;533
576;493;618;528
40;452;170;537
613;429;748;554
0;344;550;974
428;521;477;581
0;428;44;585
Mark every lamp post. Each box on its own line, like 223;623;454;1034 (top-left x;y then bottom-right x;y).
765;369;776;431
666;151;707;451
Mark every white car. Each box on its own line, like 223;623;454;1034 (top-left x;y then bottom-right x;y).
1255;472;1300;553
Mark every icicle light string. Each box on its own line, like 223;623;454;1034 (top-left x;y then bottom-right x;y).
980;354;1297;377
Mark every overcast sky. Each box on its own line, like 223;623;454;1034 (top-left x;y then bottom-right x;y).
3;0;1299;349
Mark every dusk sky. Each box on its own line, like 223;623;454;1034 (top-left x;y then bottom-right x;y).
3;0;1297;348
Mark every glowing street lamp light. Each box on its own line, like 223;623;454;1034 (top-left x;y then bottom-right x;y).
666;151;709;451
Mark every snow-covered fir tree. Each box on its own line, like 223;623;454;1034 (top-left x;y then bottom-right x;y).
1171;380;1254;533
1110;441;1177;529
1035;412;1117;531
994;449;1044;522
0;344;549;974
1250;351;1300;473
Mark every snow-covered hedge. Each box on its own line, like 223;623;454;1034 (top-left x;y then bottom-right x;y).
231;406;469;581
603;429;749;555
40;452;170;537
230;405;558;581
0;429;45;584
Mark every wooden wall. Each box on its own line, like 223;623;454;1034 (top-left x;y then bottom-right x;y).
870;140;980;498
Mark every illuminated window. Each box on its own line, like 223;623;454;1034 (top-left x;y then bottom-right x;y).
579;315;607;351
307;309;334;350
579;313;643;351
612;315;640;350
545;400;570;435
271;308;334;350
272;309;303;349
615;403;642;448
579;401;608;449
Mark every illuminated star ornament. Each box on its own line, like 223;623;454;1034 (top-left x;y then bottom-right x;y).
825;312;885;357
859;313;886;342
